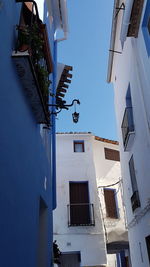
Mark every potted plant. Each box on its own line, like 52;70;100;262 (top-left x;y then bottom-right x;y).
17;23;44;56
53;240;61;265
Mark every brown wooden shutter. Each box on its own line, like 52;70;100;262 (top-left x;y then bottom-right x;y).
104;148;120;161
70;182;89;204
69;182;90;225
104;189;118;218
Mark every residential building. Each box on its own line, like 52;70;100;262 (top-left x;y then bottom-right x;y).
53;132;129;267
0;1;71;266
93;136;130;267
107;0;150;266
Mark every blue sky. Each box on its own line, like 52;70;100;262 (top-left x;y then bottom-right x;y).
56;0;118;141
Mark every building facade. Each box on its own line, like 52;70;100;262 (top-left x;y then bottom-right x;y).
93;136;129;267
0;1;71;266
107;0;150;266
53;133;128;267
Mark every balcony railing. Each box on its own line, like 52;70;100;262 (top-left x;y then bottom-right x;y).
12;2;53;125
67;203;95;226
131;191;141;212
121;107;135;150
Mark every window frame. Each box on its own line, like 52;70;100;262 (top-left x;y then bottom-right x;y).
146;235;150;264
104;188;119;219
129;155;138;193
121;85;135;151
142;0;150;56
129;155;141;211
104;147;120;161
68;181;95;226
73;140;85;153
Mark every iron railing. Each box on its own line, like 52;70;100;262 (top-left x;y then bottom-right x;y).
16;23;51;107
121;107;134;147
67;203;95;226
13;2;53;125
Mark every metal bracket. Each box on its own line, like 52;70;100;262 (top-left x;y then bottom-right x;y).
43;126;51;130
115;3;125;18
48;99;80;110
109;49;122;54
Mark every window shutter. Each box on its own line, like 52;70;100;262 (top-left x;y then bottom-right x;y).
104;148;120;161
104;189;118;219
146;235;150;264
129;156;138;193
69;182;90;225
148;17;150;35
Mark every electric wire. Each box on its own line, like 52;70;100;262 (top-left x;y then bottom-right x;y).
97;179;121;188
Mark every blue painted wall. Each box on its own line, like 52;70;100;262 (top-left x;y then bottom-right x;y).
0;1;55;266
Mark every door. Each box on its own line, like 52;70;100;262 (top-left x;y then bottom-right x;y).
60;253;80;267
38;197;48;267
69;182;90;225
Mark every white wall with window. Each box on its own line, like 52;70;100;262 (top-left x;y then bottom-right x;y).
92;136;129;266
53;133;107;267
53;132;128;267
107;0;150;266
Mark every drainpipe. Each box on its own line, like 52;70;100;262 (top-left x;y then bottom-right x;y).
52;40;57;210
52;32;68;210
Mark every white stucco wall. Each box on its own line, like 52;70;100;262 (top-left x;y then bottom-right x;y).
93;138;128;246
109;0;150;266
54;133;107;267
54;133;127;267
107;254;117;267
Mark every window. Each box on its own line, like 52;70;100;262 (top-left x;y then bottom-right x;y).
142;0;150;56
148;16;150;34
68;182;95;226
104;148;120;161
129;156;140;211
73;140;84;152
121;85;135;151
146;235;150;264
104;189;118;219
129;156;138;193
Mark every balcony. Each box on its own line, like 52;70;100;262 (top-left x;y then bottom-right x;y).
67;203;95;226
131;191;141;212
121;107;135;151
12;3;53;125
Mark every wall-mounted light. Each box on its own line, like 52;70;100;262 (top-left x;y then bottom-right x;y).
72;99;80;123
48;99;80;123
72;112;79;123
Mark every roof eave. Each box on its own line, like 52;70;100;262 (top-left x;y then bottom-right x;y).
107;0;119;83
